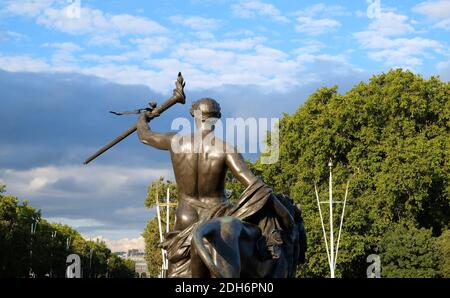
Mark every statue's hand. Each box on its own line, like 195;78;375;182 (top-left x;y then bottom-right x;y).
140;110;160;123
173;72;186;101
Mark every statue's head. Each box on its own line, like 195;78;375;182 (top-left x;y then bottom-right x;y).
190;98;221;131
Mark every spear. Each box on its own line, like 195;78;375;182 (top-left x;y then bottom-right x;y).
83;72;186;165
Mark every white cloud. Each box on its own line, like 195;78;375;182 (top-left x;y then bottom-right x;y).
231;0;289;23
0;53;165;92
129;37;171;56
414;1;450;31
294;3;350;17
293;40;325;55
207;37;265;50
366;37;441;66
3;0;56;17
99;236;145;252
194;31;216;40
169;15;220;31
87;35;123;47
0;32;359;94
84;229;147;242
47;217;106;229
5;1;166;37
36;7;166;36
43;42;82;52
1;164;171;240
111;14;166;35
434;18;450;29
0;30;28;42
0;0;359;94
0;165;172;199
29;177;48;191
293;4;346;35
295;17;341;35
354;12;442;67
168;42;303;91
413;0;450;19
41;42;83;67
0;54;50;72
81;54;131;63
367;11;414;36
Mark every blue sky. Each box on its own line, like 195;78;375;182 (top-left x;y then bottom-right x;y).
0;0;449;251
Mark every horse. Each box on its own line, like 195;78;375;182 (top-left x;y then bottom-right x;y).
190;194;307;278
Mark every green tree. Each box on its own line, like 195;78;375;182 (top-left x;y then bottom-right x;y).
0;187;42;277
50;223;84;277
0;184;132;278
143;217;165;277
255;69;450;277
379;222;439;278
107;254;136;278
436;230;450;277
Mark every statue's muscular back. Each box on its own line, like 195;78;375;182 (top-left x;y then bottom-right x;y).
136;98;258;231
170;133;233;231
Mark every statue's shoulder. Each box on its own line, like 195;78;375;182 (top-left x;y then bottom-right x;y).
169;133;196;153
225;141;240;154
215;139;239;155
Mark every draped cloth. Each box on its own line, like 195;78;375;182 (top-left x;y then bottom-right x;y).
161;179;290;277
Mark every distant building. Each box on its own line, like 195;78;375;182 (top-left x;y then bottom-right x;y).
115;249;148;278
113;251;127;258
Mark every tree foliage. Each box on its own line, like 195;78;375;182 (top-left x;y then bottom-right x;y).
254;69;450;277
436;229;450;277
143;217;165;277
379;222;439;278
143;177;177;277
0;185;135;278
107;254;136;278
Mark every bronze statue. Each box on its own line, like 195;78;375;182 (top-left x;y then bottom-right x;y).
84;74;306;277
137;90;306;277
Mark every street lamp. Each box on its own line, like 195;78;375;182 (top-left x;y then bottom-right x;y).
50;231;57;278
66;237;71;251
29;217;38;278
89;248;94;278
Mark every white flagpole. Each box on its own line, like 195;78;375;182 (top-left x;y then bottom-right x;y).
316;159;350;278
165;187;170;271
155;191;166;276
166;187;170;234
328;159;335;278
334;181;349;270
315;182;332;272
